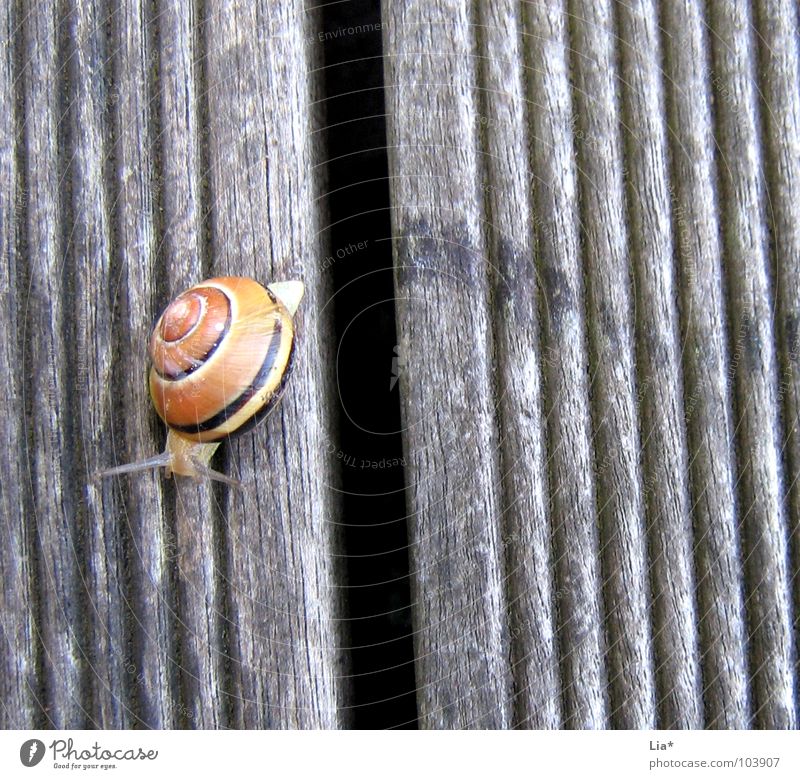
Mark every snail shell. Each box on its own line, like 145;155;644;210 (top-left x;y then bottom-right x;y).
96;276;304;487
149;277;299;442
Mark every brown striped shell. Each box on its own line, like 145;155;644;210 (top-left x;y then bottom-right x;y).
148;277;297;444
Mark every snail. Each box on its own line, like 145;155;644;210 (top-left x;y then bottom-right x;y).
96;276;304;487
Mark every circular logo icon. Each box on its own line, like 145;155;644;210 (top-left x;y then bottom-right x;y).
20;739;45;767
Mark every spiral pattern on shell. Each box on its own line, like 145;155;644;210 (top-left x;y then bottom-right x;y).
148;277;296;443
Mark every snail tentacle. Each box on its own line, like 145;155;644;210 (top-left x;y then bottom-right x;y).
93;452;173;481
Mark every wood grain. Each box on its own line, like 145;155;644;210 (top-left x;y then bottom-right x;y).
708;0;797;729
108;0;188;728
0;0;346;729
19;0;87;728
520;0;610;728
381;0;513;728
475;0;561;728
67;0;129;728
156;0;226;729
661;0;750;729
0;0;38;730
753;0;800;721
1;0;798;730
614;0;701;728
202;0;345;728
566;0;663;727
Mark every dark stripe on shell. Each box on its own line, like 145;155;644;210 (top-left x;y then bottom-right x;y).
225;326;296;439
168;317;288;438
153;288;233;381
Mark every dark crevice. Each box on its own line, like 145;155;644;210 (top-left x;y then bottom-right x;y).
317;1;417;729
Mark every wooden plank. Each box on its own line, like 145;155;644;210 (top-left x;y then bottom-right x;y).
381;0;513;728
521;0;611;728
474;0;561;728
2;0;344;729
0;0;38;730
66;0;129;728
100;0;181;728
203;0;346;728
708;0;797;729
382;0;800;729
543;0;650;727
2;0;799;731
753;0;800;719
152;0;226;728
660;0;750;728
612;0;703;727
20;0;87;729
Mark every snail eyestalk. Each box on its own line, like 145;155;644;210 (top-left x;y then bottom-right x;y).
94;433;241;488
94;452;173;480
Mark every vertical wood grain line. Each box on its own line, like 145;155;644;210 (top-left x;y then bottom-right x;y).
752;0;800;722
570;0;663;728
382;0;513;728
473;0;561;728
659;0;750;728
614;0;702;727
155;0;228;729
100;0;180;728
203;0;347;728
522;0;608;727
708;0;796;728
0;0;40;729
20;0;90;728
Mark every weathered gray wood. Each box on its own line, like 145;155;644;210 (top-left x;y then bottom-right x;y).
568;0;667;727
103;0;181;728
522;0;610;728
203;0;345;728
614;0;703;727
0;0;38;730
67;0;129;728
475;0;561;728
382;0;513;728
708;0;797;729
154;0;226;728
754;0;800;722
661;0;750;728
381;0;798;729
2;0;800;731
20;0;88;728
523;0;612;728
0;0;345;729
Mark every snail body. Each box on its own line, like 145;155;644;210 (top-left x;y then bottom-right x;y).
97;276;304;487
